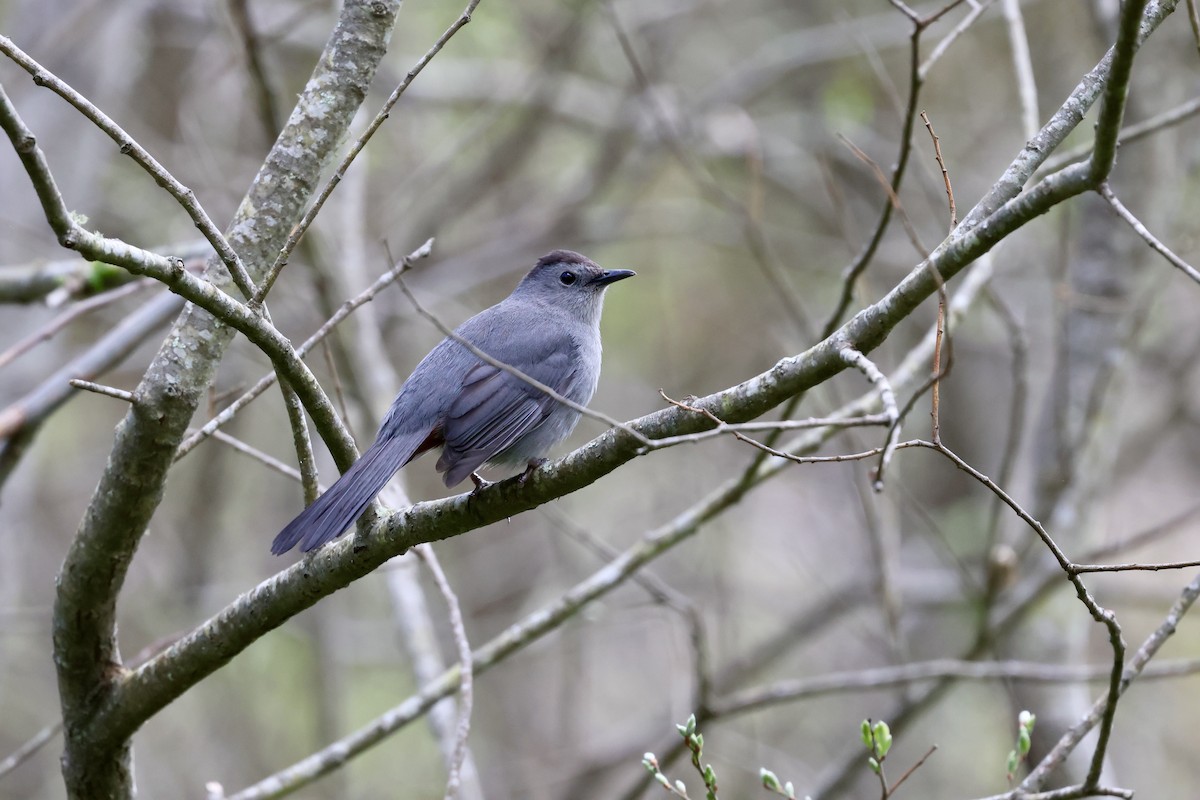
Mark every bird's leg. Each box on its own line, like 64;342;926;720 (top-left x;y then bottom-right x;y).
470;472;493;493
519;458;547;485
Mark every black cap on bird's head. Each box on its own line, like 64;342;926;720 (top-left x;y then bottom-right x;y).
525;249;636;293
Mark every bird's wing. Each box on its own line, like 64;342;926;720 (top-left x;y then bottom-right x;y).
436;336;580;486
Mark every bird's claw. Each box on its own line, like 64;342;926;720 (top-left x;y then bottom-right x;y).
470;472;493;493
519;458;547;485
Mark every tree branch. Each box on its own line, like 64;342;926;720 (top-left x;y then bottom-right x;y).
40;3;406;797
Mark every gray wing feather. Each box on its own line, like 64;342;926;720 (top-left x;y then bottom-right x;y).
437;349;577;486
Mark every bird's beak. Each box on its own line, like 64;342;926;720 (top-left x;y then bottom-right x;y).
590;269;636;286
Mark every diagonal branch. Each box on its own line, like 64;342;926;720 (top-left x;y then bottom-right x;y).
1098;182;1200;286
185;236;1005;797
0;84;355;466
88;97;1135;771
0;37;257;299
40;4;407;798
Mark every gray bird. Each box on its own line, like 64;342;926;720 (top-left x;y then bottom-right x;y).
271;250;634;554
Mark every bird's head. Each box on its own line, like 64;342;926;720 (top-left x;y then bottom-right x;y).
515;250;635;324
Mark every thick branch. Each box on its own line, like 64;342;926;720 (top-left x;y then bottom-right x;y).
44;3;404;798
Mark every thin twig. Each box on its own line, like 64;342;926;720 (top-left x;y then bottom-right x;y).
278;379;319;504
255;0;484;302
840;348;900;490
605;0;814;338
920;112;957;229
0;720;62;780
414;545;474;800
174;239;434;459
1021;572;1200;794
1002;0;1040;140
539;502;713;711
711;657;1200;719
888;744;938;796
980;286;1028;563
210;430;314;488
919;0;999;79
226;0;283;140
913;439;1127;792
69;379;134;403
930;296;946;446
887;0;921;22
0;36;257;298
0;278;155;369
919;110;956;445
1040;95;1200;175
977;783;1133;800
1070;559;1200;574
320;340;355;443
659;392;914;467
839;133;928;258
821;2;933;339
921;0;972;28
647;391;891;451
1187;0;1200;57
0;81;355;470
1098;182;1200;286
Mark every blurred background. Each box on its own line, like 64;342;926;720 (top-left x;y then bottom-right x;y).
2;0;1200;797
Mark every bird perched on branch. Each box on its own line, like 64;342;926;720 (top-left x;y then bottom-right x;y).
271;250;635;555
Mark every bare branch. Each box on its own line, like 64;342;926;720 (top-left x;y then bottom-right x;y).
914;439;1126;792
0;37;257;298
1003;0;1040;139
1088;0;1151;182
1020;572;1200;793
710;656;1200;718
210;430;313;488
174;239;433;460
256;0;484;302
840;348;900;489
0;720;62;781
224;249;998;793
1098;182;1200;286
0;278;153;369
39;4;407;796
414;545;474;800
0;80;354;465
67;379;135;403
1189;0;1200;56
1041;94;1200;175
919;0;999;78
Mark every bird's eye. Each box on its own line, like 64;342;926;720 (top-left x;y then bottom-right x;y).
559;271;577;286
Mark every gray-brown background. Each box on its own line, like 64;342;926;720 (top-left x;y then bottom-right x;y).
2;0;1199;798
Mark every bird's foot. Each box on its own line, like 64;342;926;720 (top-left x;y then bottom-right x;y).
519;458;547;485
470;472;493;493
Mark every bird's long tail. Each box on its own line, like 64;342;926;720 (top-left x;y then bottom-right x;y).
270;433;424;555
